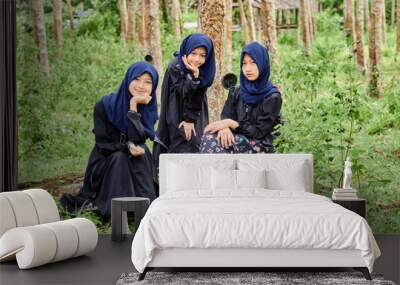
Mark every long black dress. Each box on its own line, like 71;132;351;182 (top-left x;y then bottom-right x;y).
63;100;156;219
200;86;282;153
153;57;209;165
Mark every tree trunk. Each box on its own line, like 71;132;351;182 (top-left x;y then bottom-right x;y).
296;8;301;47
32;15;39;47
307;0;314;41
397;0;400;52
183;0;189;15
355;0;366;72
66;0;74;31
381;0;386;44
344;0;357;54
300;0;311;53
224;0;233;73
368;0;383;97
79;0;84;10
119;0;128;42
172;0;181;40
127;0;136;43
260;0;279;65
197;3;202;32
52;0;63;49
310;0;317;36
161;0;169;23
149;0;163;100
247;0;257;41
364;0;370;30
199;0;225;122
144;0;151;50
392;0;396;26
137;1;145;48
254;6;261;40
277;9;282;26
238;0;251;43
32;0;49;75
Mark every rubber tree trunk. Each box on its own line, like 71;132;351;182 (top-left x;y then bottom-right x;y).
160;0;169;23
183;0;189;15
247;0;257;41
238;0;251;43
260;0;279;65
137;1;145;48
127;0;136;43
307;0;314;41
52;0;63;50
365;0;370;30
355;0;366;72
381;0;386;44
224;0;233;73
199;0;225;122
119;0;128;42
32;0;49;75
310;0;317;36
300;0;311;54
149;0;163;101
368;0;383;97
397;0;400;52
65;0;74;32
297;8;301;47
344;0;357;54
172;0;181;40
144;0;151;50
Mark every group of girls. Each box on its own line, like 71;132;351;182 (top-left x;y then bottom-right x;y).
61;33;282;220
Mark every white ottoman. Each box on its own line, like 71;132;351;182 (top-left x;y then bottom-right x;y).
0;189;98;269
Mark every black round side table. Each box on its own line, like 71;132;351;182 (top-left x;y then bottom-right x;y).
111;197;150;242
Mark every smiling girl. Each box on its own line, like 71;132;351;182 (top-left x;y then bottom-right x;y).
61;61;159;219
153;33;216;168
200;42;282;154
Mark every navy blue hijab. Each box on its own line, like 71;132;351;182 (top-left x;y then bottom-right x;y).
102;61;159;140
239;42;280;105
178;33;216;88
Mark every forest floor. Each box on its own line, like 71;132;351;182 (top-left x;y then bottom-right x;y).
18;174;83;197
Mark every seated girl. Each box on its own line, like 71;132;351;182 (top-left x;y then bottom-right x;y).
61;61;159;219
200;42;282;154
153;33;216;167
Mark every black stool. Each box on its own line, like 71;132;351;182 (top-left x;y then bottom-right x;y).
111;197;150;242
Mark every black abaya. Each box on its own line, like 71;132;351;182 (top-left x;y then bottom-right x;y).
153;58;209;168
62;100;156;219
221;86;282;148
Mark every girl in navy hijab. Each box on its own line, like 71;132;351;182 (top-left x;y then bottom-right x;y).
61;61;158;219
153;33;216;168
200;42;282;153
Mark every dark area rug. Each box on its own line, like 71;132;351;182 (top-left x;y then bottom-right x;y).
116;271;396;285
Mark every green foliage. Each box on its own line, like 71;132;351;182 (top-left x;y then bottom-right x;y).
56;197;112;234
16;7;400;233
76;1;120;38
273;11;400;234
